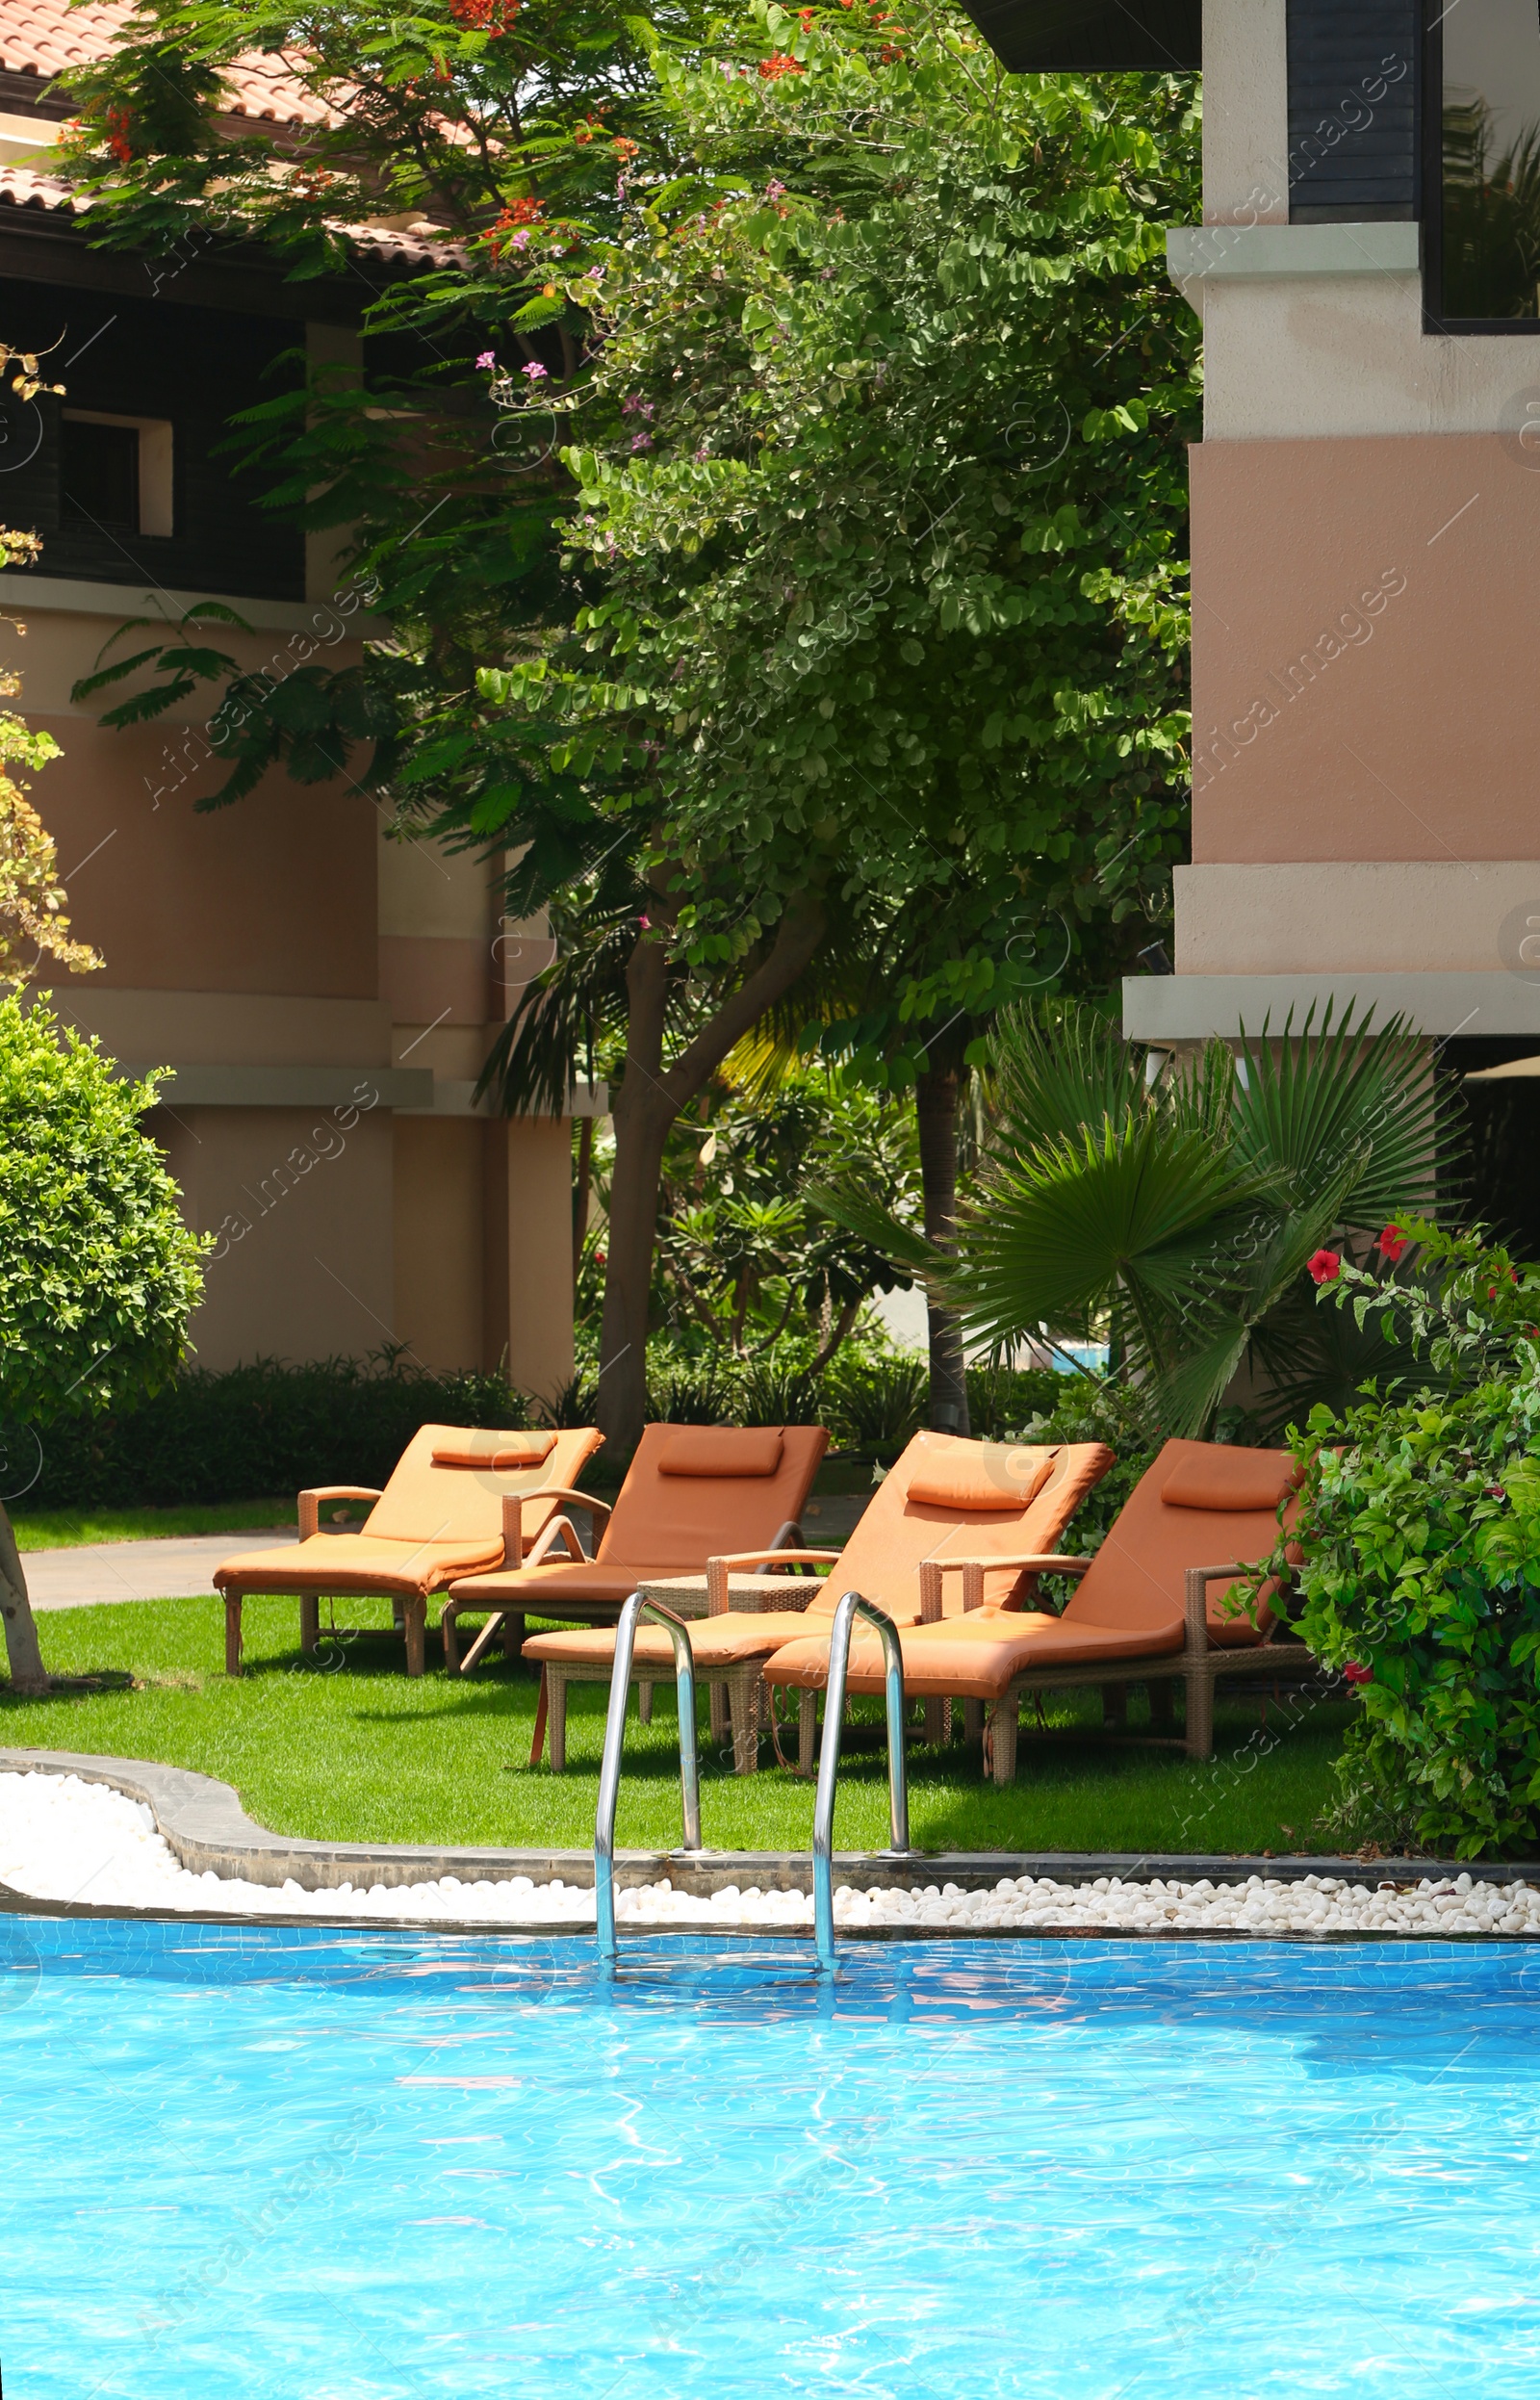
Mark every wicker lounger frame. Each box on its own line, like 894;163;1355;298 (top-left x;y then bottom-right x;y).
792;1563;1322;1784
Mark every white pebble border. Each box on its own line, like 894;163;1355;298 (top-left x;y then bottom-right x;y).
4;1771;1540;1939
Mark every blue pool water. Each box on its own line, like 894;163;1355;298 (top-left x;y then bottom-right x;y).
4;1918;1540;2397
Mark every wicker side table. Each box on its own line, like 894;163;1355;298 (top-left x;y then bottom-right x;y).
634;1573;824;1619
636;1572;825;1766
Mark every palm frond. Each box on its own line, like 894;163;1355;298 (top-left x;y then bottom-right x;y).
987;998;1149;1153
1232;1002;1461;1230
949;1113;1280;1351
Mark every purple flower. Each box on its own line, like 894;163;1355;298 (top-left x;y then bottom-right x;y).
766;179;786;199
523;360;549;381
694;445;709;460
476;349;497;369
630;431;654;451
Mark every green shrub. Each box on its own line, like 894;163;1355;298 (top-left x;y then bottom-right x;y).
966;1363;1066;1440
26;1355;534;1511
1279;1224;1540;1858
823;1353;928;1458
0;996;206;1427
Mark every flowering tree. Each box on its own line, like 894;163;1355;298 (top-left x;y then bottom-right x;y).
65;0;1201;1450
0;696;103;993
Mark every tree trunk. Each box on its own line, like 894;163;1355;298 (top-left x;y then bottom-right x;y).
0;1502;47;1693
572;1113;594;1290
916;1065;970;1436
595;891;828;1457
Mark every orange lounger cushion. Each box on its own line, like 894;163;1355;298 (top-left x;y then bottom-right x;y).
461;1562;665;1611
215;1532;504;1601
516;1434;1116;1680
763;1610;1187;1701
523;1610;847;1673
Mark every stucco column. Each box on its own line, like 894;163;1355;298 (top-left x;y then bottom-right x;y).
485;1115;577;1405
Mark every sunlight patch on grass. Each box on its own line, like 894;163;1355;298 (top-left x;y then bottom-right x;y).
12;1503;296;1553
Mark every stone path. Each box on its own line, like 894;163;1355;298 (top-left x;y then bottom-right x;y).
21;1529;297;1612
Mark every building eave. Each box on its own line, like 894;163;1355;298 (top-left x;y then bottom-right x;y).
955;0;1201;74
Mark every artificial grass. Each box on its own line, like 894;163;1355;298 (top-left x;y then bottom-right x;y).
12;1502;297;1553
0;1594;1357;1859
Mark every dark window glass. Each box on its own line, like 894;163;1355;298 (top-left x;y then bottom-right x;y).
61;419;138;532
1441;1;1540;320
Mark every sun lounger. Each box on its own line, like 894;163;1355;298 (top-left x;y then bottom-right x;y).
520;1432;1116;1771
441;1426;831;1724
214;1422;603;1676
762;1437;1305;1782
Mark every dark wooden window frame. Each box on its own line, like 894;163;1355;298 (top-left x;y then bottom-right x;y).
1422;0;1540;333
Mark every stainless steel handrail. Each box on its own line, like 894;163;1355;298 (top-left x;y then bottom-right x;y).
812;1589;915;1972
595;1591;703;1963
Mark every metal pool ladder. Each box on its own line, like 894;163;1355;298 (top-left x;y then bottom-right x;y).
592;1585;915;1975
812;1590;916;1972
594;1591;703;1964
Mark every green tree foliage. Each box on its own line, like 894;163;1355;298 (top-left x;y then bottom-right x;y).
1278;1226;1540;1857
547;17;1199;1003
65;0;1200;1450
0;998;207;1690
651;1064;919;1358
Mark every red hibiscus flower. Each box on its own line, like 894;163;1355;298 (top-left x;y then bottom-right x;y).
1377;1224;1408;1262
1343;1662;1373;1687
1307;1250;1341;1285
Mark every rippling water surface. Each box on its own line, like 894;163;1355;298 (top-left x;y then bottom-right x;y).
4;1917;1539;2396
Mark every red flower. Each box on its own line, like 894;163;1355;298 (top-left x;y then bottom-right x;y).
1377;1224;1408;1262
1307;1250;1341;1285
758;51;806;76
1343;1662;1373;1687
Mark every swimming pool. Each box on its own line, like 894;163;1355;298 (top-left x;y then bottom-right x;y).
4;1916;1538;2396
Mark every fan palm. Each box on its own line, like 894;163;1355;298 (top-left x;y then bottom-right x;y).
819;999;1461;1440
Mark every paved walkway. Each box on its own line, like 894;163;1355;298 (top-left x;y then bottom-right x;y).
17;1489;868;1614
22;1529;298;1611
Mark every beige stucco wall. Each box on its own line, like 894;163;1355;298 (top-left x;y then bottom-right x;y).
12;555;578;1396
153;1101;396;1369
485;1116;577;1404
1175;862;1540;977
392;1115;486;1373
1201;0;1289;225
1189;432;1540;866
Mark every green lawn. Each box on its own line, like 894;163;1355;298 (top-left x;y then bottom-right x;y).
1;1594;1356;1858
13;1502;297;1552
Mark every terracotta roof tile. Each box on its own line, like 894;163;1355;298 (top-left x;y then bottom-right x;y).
0;160;465;265
0;1;332;125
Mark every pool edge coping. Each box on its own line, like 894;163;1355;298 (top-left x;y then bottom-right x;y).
3;1743;1537;1914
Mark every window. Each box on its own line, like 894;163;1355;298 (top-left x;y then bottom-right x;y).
1434;0;1540;325
60;410;174;538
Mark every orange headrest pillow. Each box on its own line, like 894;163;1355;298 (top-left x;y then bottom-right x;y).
907;1444;1057;1512
431;1431;558;1471
1162;1453;1303;1512
656;1428;785;1478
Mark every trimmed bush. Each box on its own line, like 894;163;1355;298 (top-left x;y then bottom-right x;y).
23;1356;532;1511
